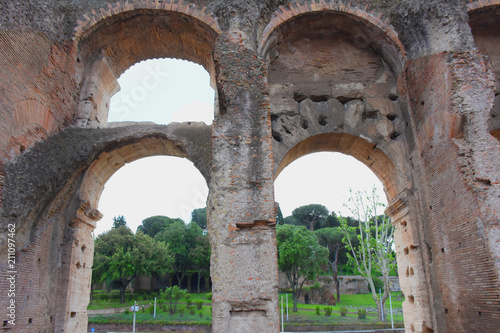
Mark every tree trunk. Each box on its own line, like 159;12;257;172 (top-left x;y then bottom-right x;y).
292;294;298;313
90;283;94;304
197;272;202;293
119;285;126;304
330;245;341;302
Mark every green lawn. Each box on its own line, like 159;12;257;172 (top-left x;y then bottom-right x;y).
88;291;405;326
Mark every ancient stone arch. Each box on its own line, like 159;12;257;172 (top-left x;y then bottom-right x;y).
0;1;499;333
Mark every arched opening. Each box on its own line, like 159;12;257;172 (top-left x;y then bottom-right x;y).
95;156;209;235
468;5;500;140
107;58;214;126
57;134;211;331
265;10;433;333
76;9;218;128
52;8;219;331
275;152;387;219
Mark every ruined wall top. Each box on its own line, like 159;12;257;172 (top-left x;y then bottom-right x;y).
0;0;487;58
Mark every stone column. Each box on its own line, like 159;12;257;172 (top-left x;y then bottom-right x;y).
386;195;435;333
54;202;102;333
207;33;279;332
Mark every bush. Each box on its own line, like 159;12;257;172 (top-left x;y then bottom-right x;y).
124;308;130;315
358;308;367;319
199;310;203;317
324;307;332;316
189;305;196;315
99;293;109;302
340;307;348;316
195;300;204;310
311;282;321;290
148;305;154;314
178;306;185;317
185;294;192;307
136;295;144;301
205;292;212;301
315;306;321;316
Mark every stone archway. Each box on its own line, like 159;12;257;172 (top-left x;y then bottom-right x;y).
1;1;500;333
55;124;211;332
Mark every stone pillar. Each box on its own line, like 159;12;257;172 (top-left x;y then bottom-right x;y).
54;202;102;333
386;196;435;333
208;33;279;332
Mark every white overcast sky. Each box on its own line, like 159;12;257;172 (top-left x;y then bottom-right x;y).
95;59;386;235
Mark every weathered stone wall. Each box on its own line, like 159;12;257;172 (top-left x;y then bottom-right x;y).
0;1;499;333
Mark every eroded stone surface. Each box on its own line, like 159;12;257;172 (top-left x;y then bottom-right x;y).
0;1;499;333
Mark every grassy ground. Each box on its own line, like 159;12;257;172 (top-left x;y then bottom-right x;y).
88;291;405;326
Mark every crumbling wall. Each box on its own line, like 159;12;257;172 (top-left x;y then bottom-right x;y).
0;1;499;333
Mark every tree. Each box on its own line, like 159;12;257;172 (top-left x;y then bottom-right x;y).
339;187;395;322
292;204;329;231
155;221;203;288
191;208;207;231
93;226;171;303
137;215;183;238
277;224;328;312
314;227;344;302
275;203;285;225
161;285;187;315
317;211;341;229
190;235;211;293
135;231;175;290
112;215;127;229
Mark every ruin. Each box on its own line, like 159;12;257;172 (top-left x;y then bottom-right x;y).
0;0;499;332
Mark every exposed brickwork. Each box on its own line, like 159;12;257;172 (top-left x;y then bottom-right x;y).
73;0;221;40
0;1;499;333
259;0;406;58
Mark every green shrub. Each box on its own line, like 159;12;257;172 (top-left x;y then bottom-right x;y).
311;282;321;290
205;292;212;301
340;307;348;316
124;308;130;315
147;305;154;314
324;307;332;316
136;295;144;301
315;305;321;315
185;294;192;307
178;306;185;317
358;308;367;319
189;305;196;315
199;310;203;317
195;300;204;310
99;293;109;301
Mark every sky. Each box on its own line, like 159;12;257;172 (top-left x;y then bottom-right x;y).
95;59;386;235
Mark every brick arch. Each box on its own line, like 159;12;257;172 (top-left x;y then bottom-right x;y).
73;1;221;41
274;133;399;202
75;4;220;77
80;134;209;210
259;1;406;69
75;4;220;128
